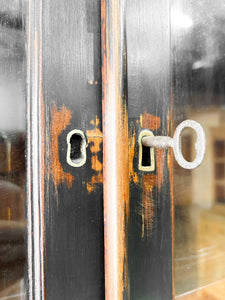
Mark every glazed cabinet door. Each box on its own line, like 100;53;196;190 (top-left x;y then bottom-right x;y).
28;0;105;299
102;0;173;299
104;0;225;299
125;0;225;299
1;0;225;300
0;0;105;299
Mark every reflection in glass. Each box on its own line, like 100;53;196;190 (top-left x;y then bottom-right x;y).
173;0;225;298
0;0;26;299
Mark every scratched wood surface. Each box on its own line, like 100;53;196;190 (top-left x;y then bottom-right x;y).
28;0;104;299
28;0;174;299
101;0;129;299
126;0;173;299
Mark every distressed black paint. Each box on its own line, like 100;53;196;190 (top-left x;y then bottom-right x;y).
29;0;104;299
28;0;173;299
127;0;173;299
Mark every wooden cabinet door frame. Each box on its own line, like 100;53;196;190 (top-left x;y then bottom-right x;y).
27;0;173;299
27;0;104;299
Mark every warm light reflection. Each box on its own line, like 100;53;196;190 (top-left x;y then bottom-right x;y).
171;9;193;29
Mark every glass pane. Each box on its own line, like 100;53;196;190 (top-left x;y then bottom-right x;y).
0;0;26;298
172;0;225;298
214;141;225;158
215;163;225;180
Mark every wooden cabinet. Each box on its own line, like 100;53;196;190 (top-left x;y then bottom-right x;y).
1;0;225;299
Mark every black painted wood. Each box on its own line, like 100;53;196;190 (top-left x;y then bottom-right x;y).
31;0;104;299
127;1;173;299
28;0;174;299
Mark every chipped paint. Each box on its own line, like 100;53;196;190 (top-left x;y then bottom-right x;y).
102;0;129;297
129;123;138;184
142;149;165;237
86;117;103;194
156;149;165;190
142;174;155;237
140;112;166;237
50;103;74;190
140;111;161;131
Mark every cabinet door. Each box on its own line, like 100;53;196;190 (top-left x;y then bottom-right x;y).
125;0;225;299
103;0;225;299
104;0;173;299
28;0;104;299
127;0;174;298
3;0;225;299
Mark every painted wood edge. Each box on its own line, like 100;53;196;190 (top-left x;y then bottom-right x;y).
27;0;45;299
101;0;129;299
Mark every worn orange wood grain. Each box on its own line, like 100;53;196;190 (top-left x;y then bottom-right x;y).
102;0;129;298
128;123;139;185
50;103;74;190
141;112;166;237
87;117;103;194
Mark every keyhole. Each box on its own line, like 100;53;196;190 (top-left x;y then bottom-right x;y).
67;130;87;167
138;130;155;172
142;145;151;167
70;134;82;161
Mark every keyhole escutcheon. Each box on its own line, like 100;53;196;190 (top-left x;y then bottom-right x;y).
67;129;87;167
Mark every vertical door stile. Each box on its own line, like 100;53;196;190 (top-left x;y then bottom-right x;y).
27;0;44;299
28;0;105;299
126;0;173;299
102;0;129;299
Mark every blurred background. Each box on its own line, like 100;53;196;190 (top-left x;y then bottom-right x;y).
0;0;26;298
172;0;225;298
